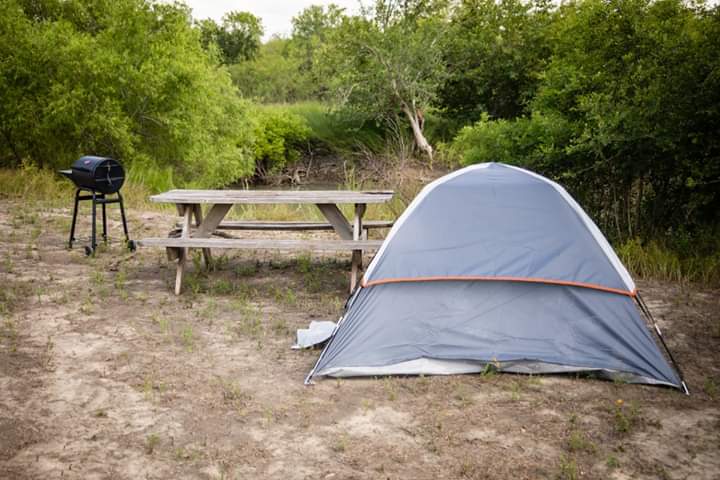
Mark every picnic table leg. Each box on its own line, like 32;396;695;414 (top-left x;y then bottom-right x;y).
315;204;353;240
175;204;193;295
350;203;366;292
192;204;213;269
194;204;232;237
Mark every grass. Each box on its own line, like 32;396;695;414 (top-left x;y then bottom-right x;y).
617;237;720;285
566;429;596;454
0;164;158;211
145;434;161;455
703;378;718;398
331;433;349;453
3;160;718;288
557;455;579;480
180;324;195;352
217;378;253;412
0;280;34;317
1;318;19;352
606;454;620;469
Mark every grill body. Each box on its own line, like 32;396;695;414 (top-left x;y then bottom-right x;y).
59;156;131;255
61;156;125;194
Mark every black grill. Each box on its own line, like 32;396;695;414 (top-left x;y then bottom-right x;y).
59;156;132;255
59;155;125;194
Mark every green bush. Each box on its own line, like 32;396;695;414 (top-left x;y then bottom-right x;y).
262;102;386;155
449;112;573;168
0;0;254;191
229;38;315;103
251;107;311;175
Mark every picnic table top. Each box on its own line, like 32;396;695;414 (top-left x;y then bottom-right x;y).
150;189;395;205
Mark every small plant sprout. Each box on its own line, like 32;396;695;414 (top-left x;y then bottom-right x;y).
606;454;620;469
181;324;195;352
332;433;349;453
145;433;160;454
704;378;718;398
613;398;641;434
558;454;579;480
383;377;398;401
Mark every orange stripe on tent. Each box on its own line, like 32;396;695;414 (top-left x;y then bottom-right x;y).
361;275;637;297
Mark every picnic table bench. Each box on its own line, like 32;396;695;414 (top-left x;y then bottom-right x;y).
136;189;394;295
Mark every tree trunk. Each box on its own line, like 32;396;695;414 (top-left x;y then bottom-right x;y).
401;104;433;161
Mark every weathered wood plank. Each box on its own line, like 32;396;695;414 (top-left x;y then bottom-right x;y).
194;204;232;238
137;237;383;251
175;205;192;295
173;220;394;231
150;190;394;205
193;204;212;267
316;204;353;240
350;203;367;291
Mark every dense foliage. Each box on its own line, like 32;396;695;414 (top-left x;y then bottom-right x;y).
449;0;719;246
0;0;717;255
197;11;264;64
0;0;254;189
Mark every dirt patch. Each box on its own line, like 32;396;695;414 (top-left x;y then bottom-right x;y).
1;199;719;479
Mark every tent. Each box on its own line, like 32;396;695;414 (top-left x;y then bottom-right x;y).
306;163;686;391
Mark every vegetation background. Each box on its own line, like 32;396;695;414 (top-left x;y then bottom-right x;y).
0;0;718;282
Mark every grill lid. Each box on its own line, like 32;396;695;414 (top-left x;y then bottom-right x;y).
60;156;125;194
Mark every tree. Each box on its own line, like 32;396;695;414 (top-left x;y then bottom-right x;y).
197;11;263;64
450;0;720;243
0;0;255;189
322;0;449;159
439;0;554;123
229;38;315;102
289;4;346;98
291;4;345;68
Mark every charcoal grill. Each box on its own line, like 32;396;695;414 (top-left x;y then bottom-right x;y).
59;156;131;255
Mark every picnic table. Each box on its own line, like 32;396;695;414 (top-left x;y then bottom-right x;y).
136;189;395;295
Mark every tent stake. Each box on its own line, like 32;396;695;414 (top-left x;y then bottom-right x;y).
636;293;689;395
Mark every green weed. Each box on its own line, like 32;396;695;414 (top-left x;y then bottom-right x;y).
703;378;718;398
0;280;33;316
613;399;641;434
453;383;474;407
383;377;398;401
181;324;195;352
606;455;620;469
332;433;349;453
234;261;259;278
557;455;579;480
270;316;289;336
145;434;160;454
218;378;253;413
567;430;596;454
1;318;19;352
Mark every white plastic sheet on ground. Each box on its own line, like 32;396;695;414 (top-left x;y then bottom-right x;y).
292;320;336;349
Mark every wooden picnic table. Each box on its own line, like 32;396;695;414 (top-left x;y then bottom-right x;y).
136;189;395;295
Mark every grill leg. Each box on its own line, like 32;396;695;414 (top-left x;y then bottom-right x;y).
91;191;97;252
117;192;129;242
69;188;81;248
101;198;107;243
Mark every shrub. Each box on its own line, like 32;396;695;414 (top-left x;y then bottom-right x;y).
251;107;311;175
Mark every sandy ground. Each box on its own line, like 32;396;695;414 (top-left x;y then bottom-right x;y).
0;199;719;480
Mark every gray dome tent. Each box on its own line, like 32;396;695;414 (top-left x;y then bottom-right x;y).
306;163;685;391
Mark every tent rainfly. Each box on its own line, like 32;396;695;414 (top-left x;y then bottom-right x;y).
306;163;686;392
